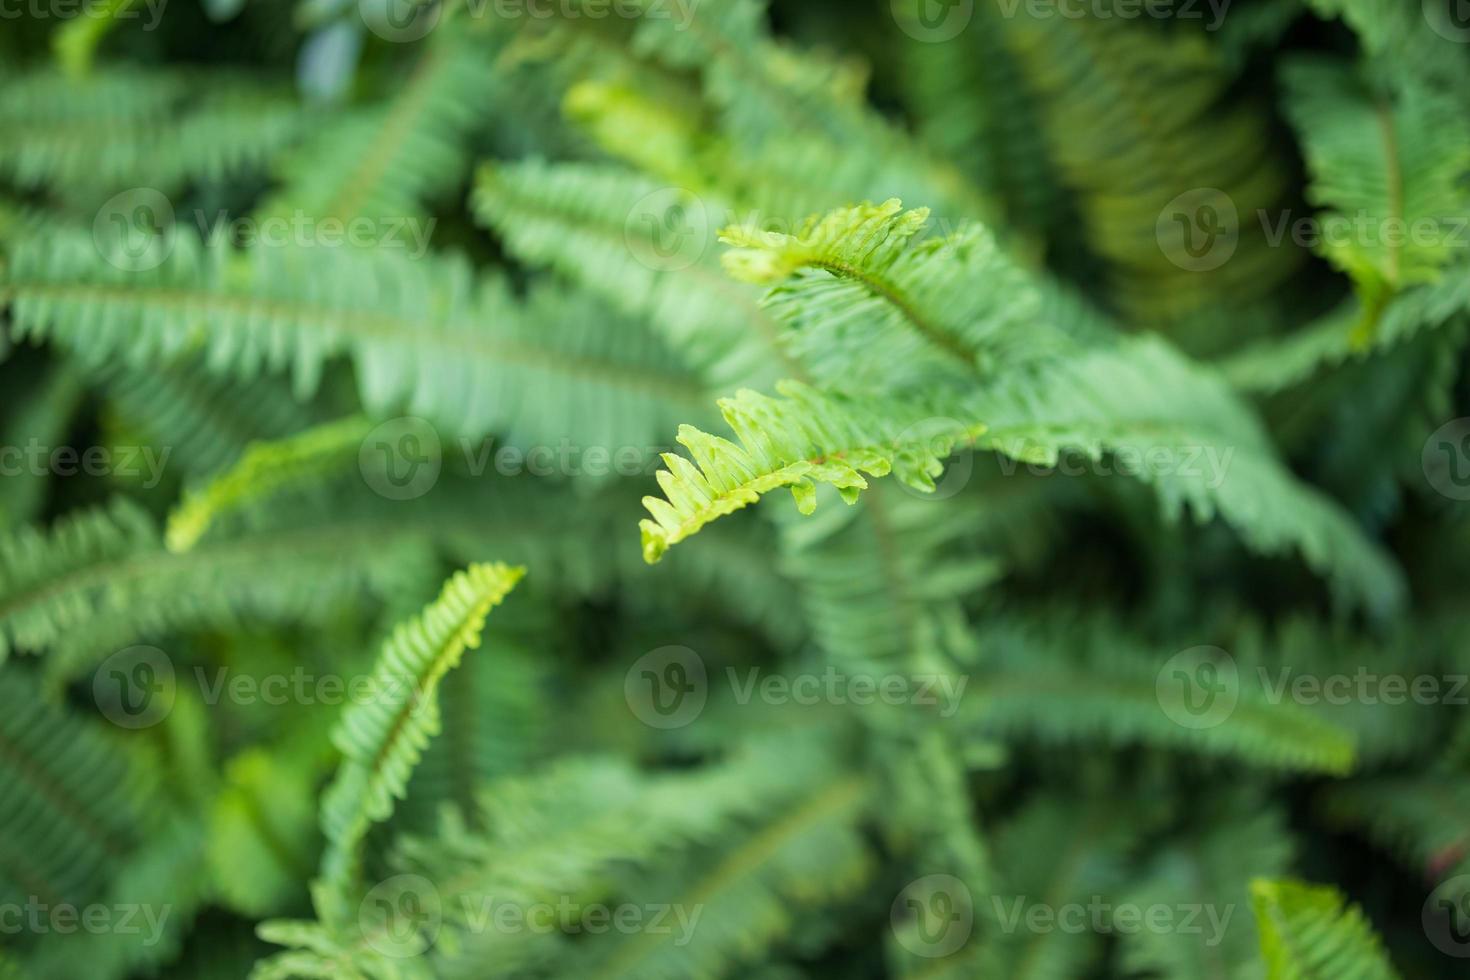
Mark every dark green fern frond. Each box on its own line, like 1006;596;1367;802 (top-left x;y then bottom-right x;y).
259;34;497;229
0;672;153;915
954;613;1357;774
1281;58;1470;336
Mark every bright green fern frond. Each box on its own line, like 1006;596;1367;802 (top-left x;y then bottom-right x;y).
1250;878;1400;980
317;562;525;904
638;381;985;563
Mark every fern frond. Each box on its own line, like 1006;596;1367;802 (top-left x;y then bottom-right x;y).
1281;58;1470;333
1250;878;1400;980
637;381;985;563
260;34;497;227
0;672;151;913
955;614;1357;774
1320;776;1470;895
3;229;705;439
167;416;373;552
317;562;524;903
0;66;305;198
473;159;793;390
995;8;1300;324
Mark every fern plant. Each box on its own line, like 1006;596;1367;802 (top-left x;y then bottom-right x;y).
0;1;1467;978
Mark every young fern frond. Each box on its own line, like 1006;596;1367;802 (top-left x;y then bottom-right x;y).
316;562;524;906
1250;879;1400;980
637;381;985;563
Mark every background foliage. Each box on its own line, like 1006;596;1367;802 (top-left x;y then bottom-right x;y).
1;0;1469;977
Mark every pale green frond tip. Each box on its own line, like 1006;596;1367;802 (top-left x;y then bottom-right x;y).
1250;877;1401;980
718;198;929;284
164;416;375;553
